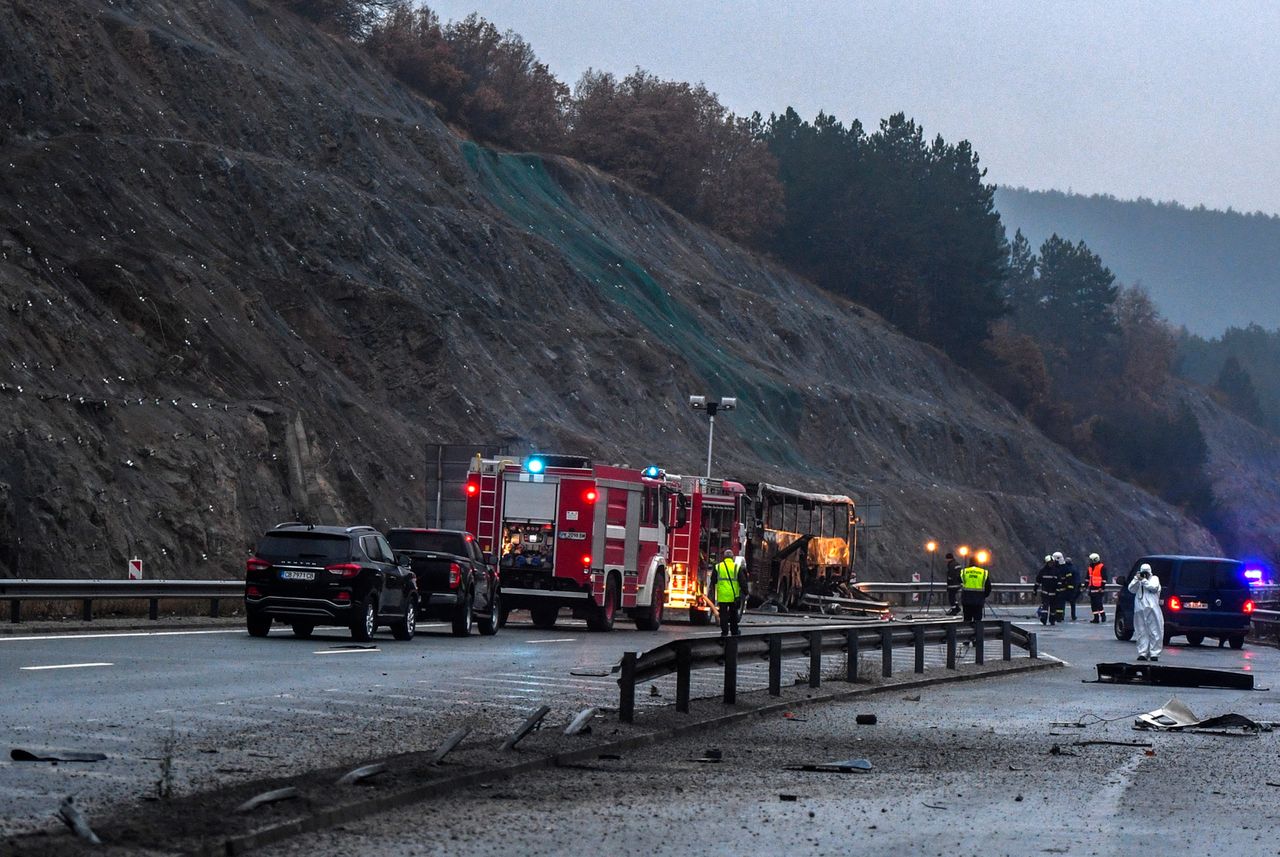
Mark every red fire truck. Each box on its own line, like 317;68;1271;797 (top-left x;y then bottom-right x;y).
658;473;746;625
465;454;668;631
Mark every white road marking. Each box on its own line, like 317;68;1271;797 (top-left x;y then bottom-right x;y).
20;662;113;671
526;638;576;644
313;648;380;655
1;629;243;643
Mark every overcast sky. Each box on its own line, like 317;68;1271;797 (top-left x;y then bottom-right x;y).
425;1;1280;216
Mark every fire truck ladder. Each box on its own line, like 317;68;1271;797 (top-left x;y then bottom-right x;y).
475;472;500;552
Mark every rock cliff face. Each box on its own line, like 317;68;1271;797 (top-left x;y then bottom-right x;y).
0;0;1220;582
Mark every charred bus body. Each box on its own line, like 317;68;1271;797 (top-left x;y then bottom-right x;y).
742;483;859;610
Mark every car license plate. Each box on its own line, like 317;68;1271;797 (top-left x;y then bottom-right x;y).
280;570;315;581
1183;600;1207;609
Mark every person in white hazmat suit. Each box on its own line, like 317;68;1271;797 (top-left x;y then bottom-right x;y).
1127;562;1164;661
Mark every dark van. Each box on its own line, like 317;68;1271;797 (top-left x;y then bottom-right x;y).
1114;555;1255;649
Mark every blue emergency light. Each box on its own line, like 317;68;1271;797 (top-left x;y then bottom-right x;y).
525;457;546;474
641;465;662;478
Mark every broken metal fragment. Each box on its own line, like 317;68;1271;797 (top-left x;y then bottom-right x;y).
12;748;107;762
234;786;300;814
57;796;101;845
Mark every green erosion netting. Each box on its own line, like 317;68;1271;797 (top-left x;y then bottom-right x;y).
462;144;804;467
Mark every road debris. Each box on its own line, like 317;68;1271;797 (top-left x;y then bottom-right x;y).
1073;740;1153;748
856;714;877;725
1134;698;1264;735
902;694;922;702
783;711;808;721
430;726;472;765
234;787;300;814
12;748;107;762
779;794;798;802
336;762;387;786
501;705;551;751
1091;662;1254;690
649;685;662;697
694;748;723;763
1048;744;1078;757
785;758;873;773
564;707;597;736
57;796;101;845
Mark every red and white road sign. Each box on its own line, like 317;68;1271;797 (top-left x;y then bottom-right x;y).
128;558;143;580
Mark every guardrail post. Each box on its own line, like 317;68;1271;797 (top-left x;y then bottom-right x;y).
945;625;956;669
82;599;92;622
880;627;893;678
768;635;782;696
724;637;739;704
974;621;985;665
1028;630;1038;659
675;642;691;714
149;599;159;621
9;599;19;624
913;625;925;673
845;629;859;683
808;630;822;688
1001;622;1012;661
209;598;220;618
618;651;637;723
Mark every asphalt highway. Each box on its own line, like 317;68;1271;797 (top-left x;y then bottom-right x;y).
255;614;1280;857
0;609;879;837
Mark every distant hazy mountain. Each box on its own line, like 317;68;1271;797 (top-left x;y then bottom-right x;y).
995;187;1280;335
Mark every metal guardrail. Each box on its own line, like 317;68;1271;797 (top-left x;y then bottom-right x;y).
614;619;1037;722
856;581;1280;608
0;579;244;623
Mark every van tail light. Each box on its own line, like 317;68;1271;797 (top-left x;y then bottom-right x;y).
246;585;263;597
581;554;592;567
1168;595;1182;611
246;557;271;573
335;591;351;602
1244;600;1256;614
326;563;362;579
449;562;462;589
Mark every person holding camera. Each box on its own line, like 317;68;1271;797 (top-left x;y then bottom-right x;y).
1127;562;1164;661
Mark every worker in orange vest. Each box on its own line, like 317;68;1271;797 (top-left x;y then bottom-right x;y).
1086;552;1107;623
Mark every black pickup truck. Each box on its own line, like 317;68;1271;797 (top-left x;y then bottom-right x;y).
385;528;500;636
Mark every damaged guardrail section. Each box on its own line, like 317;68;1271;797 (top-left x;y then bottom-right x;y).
615;619;1037;722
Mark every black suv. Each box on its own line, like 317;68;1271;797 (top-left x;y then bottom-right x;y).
386;528;500;636
244;523;419;641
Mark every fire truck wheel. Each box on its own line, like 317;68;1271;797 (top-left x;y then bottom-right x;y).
587;575;619;632
634;571;665;631
530;606;558;629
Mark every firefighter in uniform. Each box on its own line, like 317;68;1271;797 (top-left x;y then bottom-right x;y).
1050;551;1070;624
1086;552;1107;623
712;548;745;637
1034;555;1059;625
944;552;962;616
959;560;991;623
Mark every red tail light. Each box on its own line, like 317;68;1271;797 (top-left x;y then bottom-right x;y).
465;481;479;496
246;557;270;573
335;591;351;602
449;562;462;589
1168;595;1182;611
326;563;362;579
246;585;262;597
1244;600;1256;614
581;554;592;567
583;487;598;504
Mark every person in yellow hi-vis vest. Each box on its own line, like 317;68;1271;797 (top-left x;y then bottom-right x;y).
710;548;746;637
959;560;992;622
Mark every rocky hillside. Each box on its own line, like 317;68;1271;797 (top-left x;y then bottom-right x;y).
0;0;1220;582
